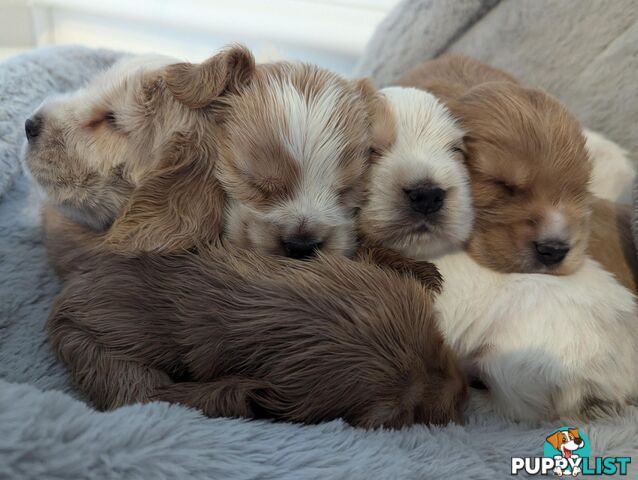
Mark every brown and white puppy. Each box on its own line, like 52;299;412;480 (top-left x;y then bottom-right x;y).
398;54;592;276
48;244;466;428
208;62;392;258
156;48;391;259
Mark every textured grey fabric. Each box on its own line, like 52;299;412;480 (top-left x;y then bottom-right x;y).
356;0;638;161
354;0;500;88
2;379;637;480
1;46;637;479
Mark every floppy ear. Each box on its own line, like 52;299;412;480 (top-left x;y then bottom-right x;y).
546;432;562;450
353;79;396;162
165;45;256;108
568;428;580;439
105;131;226;252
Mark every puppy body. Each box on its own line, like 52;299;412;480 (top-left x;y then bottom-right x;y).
434;252;638;420
49;247;466;428
362;84;638;420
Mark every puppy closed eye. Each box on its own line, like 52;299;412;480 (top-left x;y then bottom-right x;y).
250;178;289;201
86;111;119;130
450;145;467;161
493;179;519;196
104;111;118;128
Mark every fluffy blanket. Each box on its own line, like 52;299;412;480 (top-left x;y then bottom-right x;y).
1;5;638;479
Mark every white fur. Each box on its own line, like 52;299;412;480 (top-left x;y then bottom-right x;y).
433;251;638;420
374;88;638;421
585;129;635;204
363;87;473;258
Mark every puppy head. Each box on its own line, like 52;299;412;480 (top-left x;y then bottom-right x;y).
359;87;473;259
22;47;254;251
455;82;592;275
21;55;179;230
205;63;390;259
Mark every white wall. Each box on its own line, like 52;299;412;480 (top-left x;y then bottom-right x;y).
0;0;399;73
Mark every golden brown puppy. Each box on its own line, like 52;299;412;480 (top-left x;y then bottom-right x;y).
398;54;593;276
22;53;228;255
48;245;465;428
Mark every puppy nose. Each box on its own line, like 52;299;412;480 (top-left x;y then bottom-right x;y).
281;237;324;260
25;115;42;142
574;437;583;446
404;185;446;216
534;240;570;266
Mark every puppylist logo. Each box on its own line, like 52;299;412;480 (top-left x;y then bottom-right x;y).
511;427;632;476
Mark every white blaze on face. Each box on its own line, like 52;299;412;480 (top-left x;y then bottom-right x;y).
272;81;350;232
539;209;569;242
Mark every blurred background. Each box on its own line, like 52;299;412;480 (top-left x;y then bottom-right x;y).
0;0;400;73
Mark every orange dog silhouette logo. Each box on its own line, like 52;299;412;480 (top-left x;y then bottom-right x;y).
545;428;585;476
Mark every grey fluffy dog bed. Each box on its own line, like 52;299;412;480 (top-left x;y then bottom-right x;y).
2;2;638;478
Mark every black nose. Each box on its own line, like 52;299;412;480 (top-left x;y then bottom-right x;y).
281;237;323;259
25;115;42;142
534;240;569;266
404;185;446;216
574;437;583;446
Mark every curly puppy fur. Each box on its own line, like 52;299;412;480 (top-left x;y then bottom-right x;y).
48;246;465;428
399;54;592;276
22;54;227;254
158;48;392;259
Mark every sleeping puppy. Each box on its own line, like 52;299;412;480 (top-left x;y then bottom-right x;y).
398;53;638;290
48;244;466;428
21;53;225;255
360;85;638;421
23;45;386;269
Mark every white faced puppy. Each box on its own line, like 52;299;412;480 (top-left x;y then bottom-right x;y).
360;87;472;259
361;86;638;421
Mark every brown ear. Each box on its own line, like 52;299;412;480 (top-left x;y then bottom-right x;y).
354;79;396;161
165;45;255;108
105;131;226;252
546;431;562;450
568;428;580;439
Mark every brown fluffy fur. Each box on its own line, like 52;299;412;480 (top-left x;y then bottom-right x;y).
398;54;593;275
48;244;465;428
24;53;239;254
